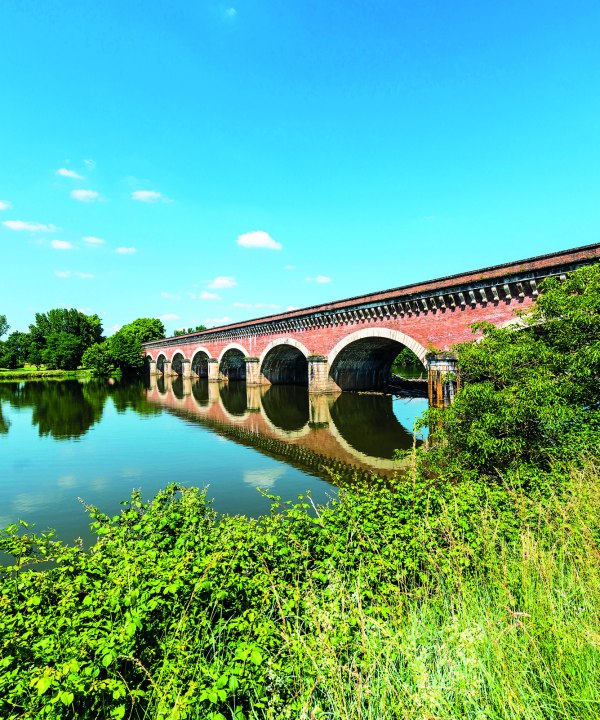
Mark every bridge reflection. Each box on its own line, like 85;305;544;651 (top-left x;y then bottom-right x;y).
148;376;426;481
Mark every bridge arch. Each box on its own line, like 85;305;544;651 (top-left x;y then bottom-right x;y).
171;352;185;375
328;328;427;392
219;343;248;381
260;338;310;386
156;353;167;374
191;347;212;378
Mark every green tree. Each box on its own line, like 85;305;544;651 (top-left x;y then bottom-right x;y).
83;318;165;375
0;314;8;339
423;263;600;480
0;331;32;369
173;324;207;336
28;309;103;369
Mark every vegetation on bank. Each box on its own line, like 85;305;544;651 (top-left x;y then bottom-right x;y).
1;264;599;719
0;367;91;380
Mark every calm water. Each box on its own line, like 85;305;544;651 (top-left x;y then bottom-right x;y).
0;378;427;545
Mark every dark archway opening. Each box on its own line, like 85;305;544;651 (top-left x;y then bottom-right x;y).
330;338;424;391
219;383;248;416
261;345;308;386
156;354;167;374
172;353;184;376
192;351;210;378
219;349;246;381
172;376;185;400
192;379;210;407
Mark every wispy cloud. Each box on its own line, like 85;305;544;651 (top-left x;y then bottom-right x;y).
226;7;237;18
3;220;56;232
84;159;96;170
243;468;285;489
115;246;136;254
0;200;12;211
284;264;296;270
55;270;71;278
51;240;73;250
131;190;168;203
237;230;282;250
71;189;100;203
74;271;94;279
160;313;179;321
233;302;280;310
56;270;94;279
208;276;236;289
305;275;332;284
160;291;181;301
205;316;232;327
83;236;105;245
286;305;299;311
200;291;220;300
56;168;83;180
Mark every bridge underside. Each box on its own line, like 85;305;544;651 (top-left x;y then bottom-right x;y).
331;337;406;391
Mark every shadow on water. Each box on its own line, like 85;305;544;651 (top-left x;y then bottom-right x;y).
261;385;310;432
219;381;248;417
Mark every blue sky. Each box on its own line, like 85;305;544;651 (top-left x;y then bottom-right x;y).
1;0;599;336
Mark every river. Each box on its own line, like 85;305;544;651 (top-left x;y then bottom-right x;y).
0;377;427;546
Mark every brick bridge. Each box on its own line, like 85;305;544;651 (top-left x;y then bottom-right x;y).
143;243;600;403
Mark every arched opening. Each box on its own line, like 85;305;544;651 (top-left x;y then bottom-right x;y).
172;352;185;376
261;386;309;432
191;350;210;378
156;354;167;374
391;347;426;379
156;374;167;395
219;349;246;381
330;336;425;392
172;376;185;399
261;344;308;386
144;355;153;373
192;379;210;407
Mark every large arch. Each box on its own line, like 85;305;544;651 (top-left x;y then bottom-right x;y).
219;344;248;381
328;328;427;392
191;347;212;378
156;353;167;374
259;338;310;386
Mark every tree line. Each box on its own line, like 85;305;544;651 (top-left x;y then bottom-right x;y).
0;310;165;375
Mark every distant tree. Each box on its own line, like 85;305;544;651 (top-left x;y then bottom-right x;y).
0;315;8;339
0;331;32;369
83;318;165;375
28;309;103;369
173;325;207;336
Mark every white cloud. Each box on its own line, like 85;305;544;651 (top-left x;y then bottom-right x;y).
160;291;181;301
205;316;231;327
306;275;332;284
0;200;12;211
84;159;96;169
237;230;282;250
243;468;285;489
233;302;280;310
286;305;299;311
109;324;122;334
56;168;83;179
74;272;94;279
284;264;296;270
160;313;179;321
3;220;56;232
51;240;73;250
71;189;100;203
200;291;220;300
55;269;94;279
208;275;236;289
83;235;105;245
131;190;166;203
226;7;237;18
55;270;71;278
115;246;136;254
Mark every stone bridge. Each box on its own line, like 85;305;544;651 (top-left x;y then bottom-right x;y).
143;243;600;403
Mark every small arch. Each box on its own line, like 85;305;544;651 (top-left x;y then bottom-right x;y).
171;352;185;376
156;353;167;374
328;328;427;392
219;347;247;381
218;343;249;362
260;339;310;386
191;347;212;378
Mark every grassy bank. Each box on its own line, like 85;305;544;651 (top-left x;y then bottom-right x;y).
0;367;91;380
1;458;599;719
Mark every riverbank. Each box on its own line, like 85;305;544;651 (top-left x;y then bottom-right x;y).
0;367;91;380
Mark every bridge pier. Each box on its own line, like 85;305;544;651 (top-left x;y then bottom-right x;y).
208;358;220;382
181;358;193;378
148;358;158;376
308;355;340;393
427;353;459;408
309;393;332;427
245;357;269;386
162;360;172;376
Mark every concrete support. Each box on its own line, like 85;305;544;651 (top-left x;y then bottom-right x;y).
245;357;270;386
246;384;263;412
208;358;220;382
148;373;157;391
162;360;172;376
182;377;192;396
163;373;173;391
308;355;339;393
427;353;459;408
181;358;193;378
148;359;158;376
207;381;220;405
308;393;332;428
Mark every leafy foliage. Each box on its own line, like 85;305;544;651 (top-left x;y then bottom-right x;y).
27;309;103;370
0;314;8;339
0;331;32;369
174;325;207;336
83;318;165;376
